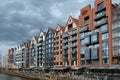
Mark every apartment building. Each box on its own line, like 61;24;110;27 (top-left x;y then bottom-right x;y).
30;36;38;68
63;16;78;67
16;46;22;68
8;48;15;68
112;4;120;66
25;40;31;68
45;28;56;68
21;43;26;68
78;0;117;67
53;24;65;67
37;30;46;67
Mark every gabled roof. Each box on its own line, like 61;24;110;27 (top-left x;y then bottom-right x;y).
66;16;78;26
57;24;65;31
47;27;56;34
34;36;39;42
43;32;47;35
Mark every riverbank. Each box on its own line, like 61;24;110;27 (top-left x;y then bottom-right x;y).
0;70;39;80
0;70;75;80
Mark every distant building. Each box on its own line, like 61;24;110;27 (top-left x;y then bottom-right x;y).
8;48;16;68
54;25;65;67
16;46;22;68
30;36;38;68
63;16;78;67
45;28;56;68
37;30;46;67
112;4;120;66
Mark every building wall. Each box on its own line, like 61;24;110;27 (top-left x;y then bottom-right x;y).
30;37;38;68
53;25;64;67
8;48;15;68
112;4;120;66
63;16;78;67
78;0;116;67
37;31;46;67
45;29;55;68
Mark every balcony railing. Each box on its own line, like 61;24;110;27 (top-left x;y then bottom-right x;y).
71;49;77;54
72;30;77;35
94;18;108;28
71;43;77;48
64;58;68;61
63;34;68;38
79;26;89;33
63;40;68;43
63;45;68;49
63;51;68;55
94;11;106;20
71;57;77;60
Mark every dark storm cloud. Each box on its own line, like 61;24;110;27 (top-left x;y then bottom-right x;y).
0;0;120;54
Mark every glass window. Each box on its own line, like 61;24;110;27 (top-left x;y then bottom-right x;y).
102;42;108;58
85;47;90;60
91;47;98;59
102;33;108;40
91;34;98;42
101;24;108;33
84;36;90;44
81;39;84;45
80;46;85;54
98;2;104;11
80;33;84;39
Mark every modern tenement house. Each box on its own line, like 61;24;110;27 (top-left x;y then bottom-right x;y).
25;40;31;68
112;4;120;66
53;24;65;67
30;36;38;68
45;28;56;68
16;46;22;68
37;30;46;67
8;48;15;68
21;43;26;68
63;16;78;68
78;0;117;67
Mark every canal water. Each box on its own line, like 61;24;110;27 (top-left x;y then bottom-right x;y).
0;73;28;80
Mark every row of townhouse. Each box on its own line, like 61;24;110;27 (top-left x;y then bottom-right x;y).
7;0;120;69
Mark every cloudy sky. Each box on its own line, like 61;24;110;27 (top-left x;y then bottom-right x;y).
0;0;120;56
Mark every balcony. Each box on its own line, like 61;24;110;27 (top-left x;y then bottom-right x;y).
72;30;77;35
96;7;106;14
71;57;77;61
63;51;68;55
63;45;68;49
81;58;85;60
63;34;68;38
71;49;77;54
69;37;77;42
94;18;108;28
94;11;106;20
79;26;89;33
71;43;77;48
63;40;68;43
64;58;68;61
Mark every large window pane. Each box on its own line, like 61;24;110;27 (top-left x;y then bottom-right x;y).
85;47;90;60
102;42;108;58
91;34;98;42
84;36;90;44
101;24;108;33
102;33;108;40
98;2;104;11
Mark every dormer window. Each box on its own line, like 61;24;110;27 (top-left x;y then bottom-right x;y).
97;2;104;11
56;31;60;35
84;16;89;23
68;24;73;31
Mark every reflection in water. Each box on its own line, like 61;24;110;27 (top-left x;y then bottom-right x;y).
0;73;28;80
